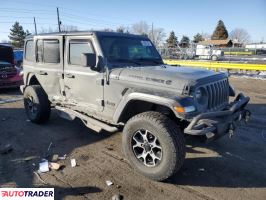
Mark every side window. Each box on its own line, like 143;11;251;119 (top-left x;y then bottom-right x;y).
25;40;34;61
36;39;60;63
43;40;60;63
69;40;94;65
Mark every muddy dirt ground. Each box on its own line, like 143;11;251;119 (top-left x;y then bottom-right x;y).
0;77;266;200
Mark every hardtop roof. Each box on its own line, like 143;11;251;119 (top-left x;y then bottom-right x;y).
26;31;147;39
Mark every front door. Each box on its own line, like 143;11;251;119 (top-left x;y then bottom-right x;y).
63;35;104;114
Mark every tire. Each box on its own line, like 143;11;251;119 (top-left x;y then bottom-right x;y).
211;55;218;61
122;111;185;181
23;85;51;124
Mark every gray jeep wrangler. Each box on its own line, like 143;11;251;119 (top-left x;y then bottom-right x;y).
21;31;250;181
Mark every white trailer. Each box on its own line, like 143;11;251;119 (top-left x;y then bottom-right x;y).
195;45;224;61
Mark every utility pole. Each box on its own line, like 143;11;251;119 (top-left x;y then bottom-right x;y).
151;22;154;44
33;17;37;35
57;7;61;32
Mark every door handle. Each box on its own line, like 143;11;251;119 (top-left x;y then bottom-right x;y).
65;73;75;78
38;71;47;75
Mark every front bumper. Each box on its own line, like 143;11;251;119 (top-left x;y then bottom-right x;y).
0;75;23;89
184;93;250;140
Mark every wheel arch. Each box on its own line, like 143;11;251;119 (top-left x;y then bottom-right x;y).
113;92;180;124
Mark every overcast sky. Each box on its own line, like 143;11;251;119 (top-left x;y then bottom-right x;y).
0;0;265;42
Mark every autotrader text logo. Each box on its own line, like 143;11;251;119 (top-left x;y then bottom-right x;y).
0;188;54;200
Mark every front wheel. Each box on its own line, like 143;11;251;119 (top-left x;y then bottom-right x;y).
24;85;51;124
122;111;185;181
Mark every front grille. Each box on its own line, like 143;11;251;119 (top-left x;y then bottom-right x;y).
0;67;17;79
205;79;229;111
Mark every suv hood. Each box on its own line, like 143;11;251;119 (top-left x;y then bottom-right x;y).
110;65;226;92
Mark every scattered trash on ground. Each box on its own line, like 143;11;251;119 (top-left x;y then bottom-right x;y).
71;159;77;167
49;162;61;170
0;144;13;154
26;119;30;122
106;180;113;186
198;168;205;172
51;154;59;162
38;160;49;173
112;194;123;200
58;154;67;160
2;118;6;121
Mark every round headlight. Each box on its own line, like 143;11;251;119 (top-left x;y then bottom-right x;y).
195;88;202;100
195;87;207;105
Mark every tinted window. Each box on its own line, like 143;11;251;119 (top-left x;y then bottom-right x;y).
69;40;94;65
43;40;60;63
25;40;34;61
36;39;60;63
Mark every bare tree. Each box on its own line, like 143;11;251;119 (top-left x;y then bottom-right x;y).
201;32;211;40
39;26;56;33
131;21;165;47
230;28;250;44
116;26;126;33
131;21;149;36
61;25;78;32
148;28;166;47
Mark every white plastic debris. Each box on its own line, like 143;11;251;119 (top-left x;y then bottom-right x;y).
70;159;76;167
39;161;49;173
198;168;205;172
49;162;61;170
106;180;113;186
58;154;67;160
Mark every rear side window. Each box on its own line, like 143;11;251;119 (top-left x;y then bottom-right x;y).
69;40;94;65
44;40;60;63
25;40;34;61
37;39;60;63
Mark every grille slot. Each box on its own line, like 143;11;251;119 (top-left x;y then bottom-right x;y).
205;79;229;111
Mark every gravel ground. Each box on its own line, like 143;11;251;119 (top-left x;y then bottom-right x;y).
0;77;266;200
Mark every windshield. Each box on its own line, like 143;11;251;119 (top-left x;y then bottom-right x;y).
98;36;163;66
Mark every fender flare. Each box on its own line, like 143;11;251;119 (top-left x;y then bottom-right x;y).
113;92;180;123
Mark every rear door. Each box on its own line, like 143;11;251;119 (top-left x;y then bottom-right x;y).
33;36;64;100
63;35;104;114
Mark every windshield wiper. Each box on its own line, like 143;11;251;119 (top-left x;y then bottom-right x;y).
112;59;141;65
135;58;163;65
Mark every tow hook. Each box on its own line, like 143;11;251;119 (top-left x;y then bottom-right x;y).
228;123;236;138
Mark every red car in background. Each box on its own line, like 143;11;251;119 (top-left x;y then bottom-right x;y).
0;44;23;89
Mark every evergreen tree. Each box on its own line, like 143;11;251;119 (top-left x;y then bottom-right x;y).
211;20;228;40
179;35;190;48
8;22;27;48
166;31;178;48
193;33;204;43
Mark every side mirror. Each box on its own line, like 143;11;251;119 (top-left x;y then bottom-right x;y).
81;53;96;69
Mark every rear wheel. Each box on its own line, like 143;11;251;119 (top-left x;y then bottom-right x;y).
24;85;51;124
122;111;185;181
